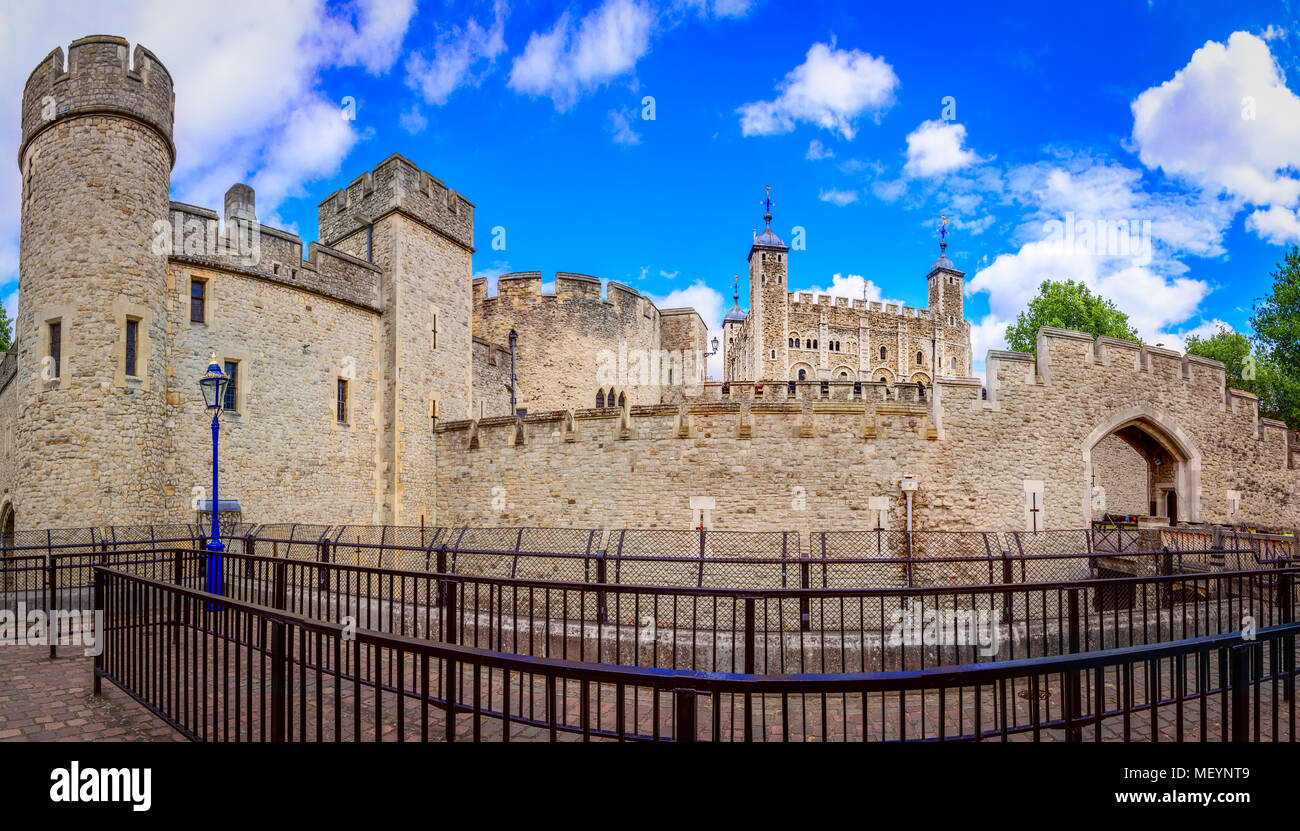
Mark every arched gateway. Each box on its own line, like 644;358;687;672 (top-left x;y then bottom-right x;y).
1081;404;1201;524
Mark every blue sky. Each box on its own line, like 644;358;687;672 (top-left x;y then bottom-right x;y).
2;1;1298;379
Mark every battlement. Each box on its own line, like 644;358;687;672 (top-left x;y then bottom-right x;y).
477;271;664;322
21;35;174;165
438;394;938;444
167;195;383;311
318;154;474;251
787;292;930;319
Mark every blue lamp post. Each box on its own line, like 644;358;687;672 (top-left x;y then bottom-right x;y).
199;354;230;596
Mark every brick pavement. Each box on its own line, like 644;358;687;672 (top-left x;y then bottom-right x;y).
0;646;183;742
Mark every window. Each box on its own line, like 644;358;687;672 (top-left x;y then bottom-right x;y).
797;369;806;381
596;390;605;408
668;369;673;385
191;280;206;323
431;314;438;349
48;321;61;379
223;361;238;411
879;346;887;360
617;392;625;408
337;378;348;423
917;351;924;365
125;319;139;377
952;357;957;372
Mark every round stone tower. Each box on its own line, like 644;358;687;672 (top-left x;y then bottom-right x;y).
14;35;175;527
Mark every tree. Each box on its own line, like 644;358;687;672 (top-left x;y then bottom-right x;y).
1005;279;1140;354
1184;326;1300;428
0;301;11;352
1247;246;1300;429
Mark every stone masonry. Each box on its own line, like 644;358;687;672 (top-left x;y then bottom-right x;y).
1;35;1297;536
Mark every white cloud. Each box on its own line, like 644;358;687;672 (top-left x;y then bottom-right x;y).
818;187;858;207
903;120;977;178
609;109;642;145
399;104;428;134
473;261;512;296
508;0;653;110
871;178;907;203
674;0;755;17
1131;31;1300;227
659;269;679;279
1246;205;1300;244
1155;318;1234;354
796;273;904;307
404;0;507;105
806;139;833;160
737;41;898;139
649;280;726;379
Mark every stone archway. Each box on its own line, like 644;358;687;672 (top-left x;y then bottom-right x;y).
1082;405;1201;525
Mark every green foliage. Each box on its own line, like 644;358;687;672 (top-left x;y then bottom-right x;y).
1244;246;1300;429
0;301;11;353
1005;279;1140;354
1184;326;1300;427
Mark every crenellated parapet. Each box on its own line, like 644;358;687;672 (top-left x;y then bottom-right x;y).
318;153;474;251
21;35;174;167
166;196;383;311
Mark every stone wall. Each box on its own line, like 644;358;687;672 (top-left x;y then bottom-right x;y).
1090;433;1149;518
435;328;1300;533
472;272;699;411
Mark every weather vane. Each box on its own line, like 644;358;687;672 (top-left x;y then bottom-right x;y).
762;185;773;227
939;215;949;248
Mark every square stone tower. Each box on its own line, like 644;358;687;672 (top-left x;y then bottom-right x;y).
319;155;474;524
748;191;789;381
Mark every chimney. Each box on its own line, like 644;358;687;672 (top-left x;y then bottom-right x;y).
224;183;256;225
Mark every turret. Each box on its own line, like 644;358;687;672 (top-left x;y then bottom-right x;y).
748;186;789;381
13;36;175;527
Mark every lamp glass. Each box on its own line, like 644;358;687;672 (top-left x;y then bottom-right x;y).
200;357;230;412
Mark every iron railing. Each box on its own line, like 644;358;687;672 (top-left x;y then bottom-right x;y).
92;565;1300;742
134;547;1299;677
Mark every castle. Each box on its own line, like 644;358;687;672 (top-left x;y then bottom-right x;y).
2;35;1298;538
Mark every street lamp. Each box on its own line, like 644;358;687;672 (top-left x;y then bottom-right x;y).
199;354;230;596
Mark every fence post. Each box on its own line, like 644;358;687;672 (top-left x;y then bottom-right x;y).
434;545;449;608
269;619;287;742
317;540;330;591
273;558;287;611
594;548;608;625
905;530;914;588
92;567;104;696
1064;587;1083;742
743;596;755;742
1001;550;1014;623
245;533;256;559
674;689;698;742
799;552;810;633
46;556;56;659
1230;642;1252;742
441;577;459;644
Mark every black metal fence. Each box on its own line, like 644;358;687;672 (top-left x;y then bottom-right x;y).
93;565;1300;742
143;547;1299;678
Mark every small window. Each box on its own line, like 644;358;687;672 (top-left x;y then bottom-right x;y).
337;378;348;423
223;361;239;411
191;280;206;323
668;368;673;384
917;351;924;365
951;357;957;372
48;321;61;379
949;316;955;327
432;314;437;349
125;319;139;377
789;338;795;348
596;390;605;408
879;346;887;360
797;369;806;381
617;392;625;408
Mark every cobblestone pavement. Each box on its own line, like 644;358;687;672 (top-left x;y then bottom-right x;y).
0;646;183;742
